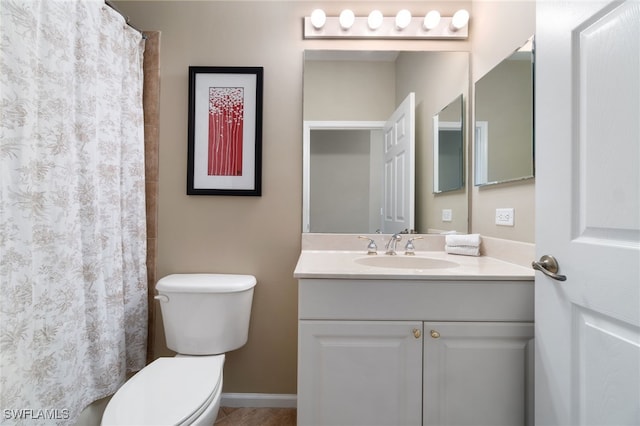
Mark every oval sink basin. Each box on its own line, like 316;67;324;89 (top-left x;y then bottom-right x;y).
354;256;459;270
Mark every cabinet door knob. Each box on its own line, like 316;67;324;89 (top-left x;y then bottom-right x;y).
412;328;421;339
430;330;440;339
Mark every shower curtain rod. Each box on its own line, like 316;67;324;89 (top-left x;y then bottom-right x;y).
105;0;147;39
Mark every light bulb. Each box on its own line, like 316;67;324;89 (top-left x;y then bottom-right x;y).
423;10;441;30
451;9;469;31
310;9;326;30
368;10;383;30
339;9;355;30
395;9;412;30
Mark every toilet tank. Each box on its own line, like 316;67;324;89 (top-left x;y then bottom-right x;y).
155;274;256;355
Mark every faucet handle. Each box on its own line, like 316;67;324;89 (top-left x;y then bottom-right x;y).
358;236;378;255
404;236;424;256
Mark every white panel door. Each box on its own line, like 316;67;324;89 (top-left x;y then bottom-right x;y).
383;93;415;233
535;1;640;425
423;322;534;426
297;320;422;426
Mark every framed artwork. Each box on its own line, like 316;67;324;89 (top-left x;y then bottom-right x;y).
187;66;263;195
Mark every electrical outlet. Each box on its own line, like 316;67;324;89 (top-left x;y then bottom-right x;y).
442;209;453;222
495;208;514;226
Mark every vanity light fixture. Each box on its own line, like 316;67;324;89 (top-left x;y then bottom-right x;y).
423;10;441;31
450;9;470;31
310;9;326;30
303;8;469;39
339;9;355;30
395;9;412;30
367;10;384;30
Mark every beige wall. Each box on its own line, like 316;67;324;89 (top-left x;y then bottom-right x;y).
115;0;310;394
115;0;535;395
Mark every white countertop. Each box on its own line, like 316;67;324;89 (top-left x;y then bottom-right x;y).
294;250;535;281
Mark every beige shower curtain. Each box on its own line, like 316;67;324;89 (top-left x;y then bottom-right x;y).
0;0;147;423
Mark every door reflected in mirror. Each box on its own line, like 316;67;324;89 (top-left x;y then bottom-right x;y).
475;37;534;186
434;95;464;193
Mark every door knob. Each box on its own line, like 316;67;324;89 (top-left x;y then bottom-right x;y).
532;255;567;281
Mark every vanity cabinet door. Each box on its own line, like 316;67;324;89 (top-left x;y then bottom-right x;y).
298;320;423;426
423;322;534;426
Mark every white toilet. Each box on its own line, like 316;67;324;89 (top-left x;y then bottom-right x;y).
101;273;257;426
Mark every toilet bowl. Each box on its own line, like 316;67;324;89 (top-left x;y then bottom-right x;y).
101;355;224;426
101;274;256;426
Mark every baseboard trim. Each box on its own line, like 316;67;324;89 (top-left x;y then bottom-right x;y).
220;393;297;408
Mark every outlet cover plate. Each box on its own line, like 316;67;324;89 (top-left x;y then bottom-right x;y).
496;208;515;226
442;209;453;222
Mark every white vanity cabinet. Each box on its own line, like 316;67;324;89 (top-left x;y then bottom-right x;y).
298;320;423;425
422;321;534;426
297;278;534;426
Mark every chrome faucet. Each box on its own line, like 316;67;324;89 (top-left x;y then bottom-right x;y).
385;233;403;255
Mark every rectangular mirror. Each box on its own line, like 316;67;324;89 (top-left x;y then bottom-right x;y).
303;50;469;234
434;95;464;193
474;37;534;186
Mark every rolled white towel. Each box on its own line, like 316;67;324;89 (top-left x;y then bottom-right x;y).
445;233;481;248
445;245;480;257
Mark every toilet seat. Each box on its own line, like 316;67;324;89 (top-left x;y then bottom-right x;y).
101;355;224;426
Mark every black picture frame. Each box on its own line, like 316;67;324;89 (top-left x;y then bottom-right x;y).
187;66;263;196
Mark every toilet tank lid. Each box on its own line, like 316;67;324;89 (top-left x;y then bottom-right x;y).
156;273;257;293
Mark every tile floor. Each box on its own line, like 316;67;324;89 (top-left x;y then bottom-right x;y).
214;407;297;426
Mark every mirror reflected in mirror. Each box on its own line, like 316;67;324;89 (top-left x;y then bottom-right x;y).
434;95;464;193
303;50;469;234
475;37;534;186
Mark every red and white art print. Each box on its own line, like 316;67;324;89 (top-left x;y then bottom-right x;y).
208;87;244;176
188;67;263;195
